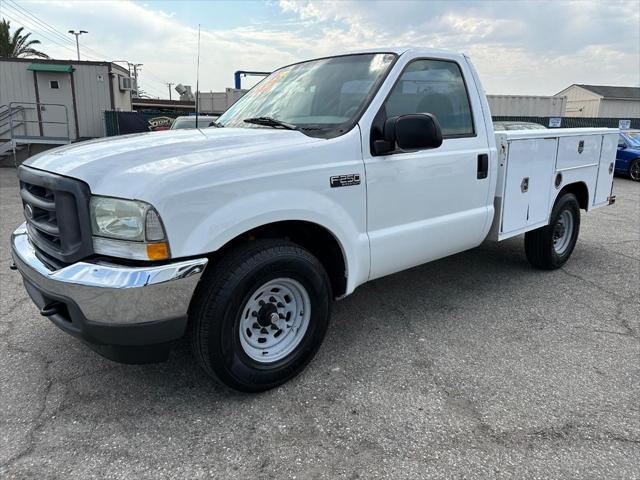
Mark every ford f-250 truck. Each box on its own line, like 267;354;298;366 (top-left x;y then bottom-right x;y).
10;48;617;392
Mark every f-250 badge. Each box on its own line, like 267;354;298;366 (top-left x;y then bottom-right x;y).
330;174;361;188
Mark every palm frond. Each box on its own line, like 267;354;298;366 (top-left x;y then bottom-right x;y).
0;18;49;59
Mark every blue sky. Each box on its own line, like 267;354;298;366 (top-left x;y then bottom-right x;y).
2;0;638;99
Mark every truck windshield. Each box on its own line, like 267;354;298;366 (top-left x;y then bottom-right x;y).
216;53;397;137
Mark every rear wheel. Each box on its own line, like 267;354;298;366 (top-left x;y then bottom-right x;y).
524;193;581;270
189;239;331;392
629;158;640;181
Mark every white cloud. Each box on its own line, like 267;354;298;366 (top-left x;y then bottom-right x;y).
7;0;639;97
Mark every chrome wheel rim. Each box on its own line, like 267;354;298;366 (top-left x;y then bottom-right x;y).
239;278;311;363
553;210;574;255
630;161;640;181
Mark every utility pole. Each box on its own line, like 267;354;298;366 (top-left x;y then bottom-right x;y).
131;64;143;98
167;82;175;101
68;30;88;60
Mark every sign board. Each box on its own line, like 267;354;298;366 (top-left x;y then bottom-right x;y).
619;119;631;130
548;117;562;128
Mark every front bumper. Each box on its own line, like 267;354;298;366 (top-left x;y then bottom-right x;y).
10;224;208;363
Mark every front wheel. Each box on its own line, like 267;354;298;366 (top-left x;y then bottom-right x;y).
629;158;640;181
189;240;331;392
524;193;581;270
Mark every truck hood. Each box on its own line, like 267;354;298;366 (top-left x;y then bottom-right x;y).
25;128;322;191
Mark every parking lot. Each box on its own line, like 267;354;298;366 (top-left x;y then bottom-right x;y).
0;167;638;479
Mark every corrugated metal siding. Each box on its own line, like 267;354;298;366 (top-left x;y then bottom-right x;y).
598;99;640;118
0;61;40;138
0;61;36;104
487;95;567;116
111;72;132;111
73;64;111;138
197;89;247;114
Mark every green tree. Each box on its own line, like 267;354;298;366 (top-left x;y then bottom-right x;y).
0;19;49;58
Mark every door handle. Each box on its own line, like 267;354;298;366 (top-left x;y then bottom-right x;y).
477;154;488;179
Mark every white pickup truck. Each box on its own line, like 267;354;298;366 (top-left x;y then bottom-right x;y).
11;48;617;391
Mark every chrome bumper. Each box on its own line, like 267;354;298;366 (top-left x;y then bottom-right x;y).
11;224;208;325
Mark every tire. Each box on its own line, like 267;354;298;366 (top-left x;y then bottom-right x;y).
524;193;581;270
189;239;331;392
629;158;640;182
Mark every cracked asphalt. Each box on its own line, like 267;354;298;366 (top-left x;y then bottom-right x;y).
1;167;638;479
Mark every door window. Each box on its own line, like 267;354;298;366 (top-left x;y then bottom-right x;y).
384;59;474;137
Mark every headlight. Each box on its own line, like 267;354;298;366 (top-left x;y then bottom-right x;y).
90;196;170;261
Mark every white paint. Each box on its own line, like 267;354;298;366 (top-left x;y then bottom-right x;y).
24;48;618;296
491;128;618;241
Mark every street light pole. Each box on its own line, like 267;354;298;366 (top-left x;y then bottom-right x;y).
167;82;175;101
68;30;88;61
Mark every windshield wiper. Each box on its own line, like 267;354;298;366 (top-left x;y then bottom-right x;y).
243;117;299;130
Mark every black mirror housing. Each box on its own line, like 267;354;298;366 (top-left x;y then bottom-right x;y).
373;113;443;155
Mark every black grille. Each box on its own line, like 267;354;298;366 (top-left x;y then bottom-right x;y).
18;166;93;264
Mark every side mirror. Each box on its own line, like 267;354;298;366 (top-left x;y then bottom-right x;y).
373;113;443;155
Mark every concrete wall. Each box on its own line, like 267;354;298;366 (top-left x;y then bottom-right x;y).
487;95;567;117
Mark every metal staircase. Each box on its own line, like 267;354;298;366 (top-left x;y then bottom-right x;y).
0;102;71;162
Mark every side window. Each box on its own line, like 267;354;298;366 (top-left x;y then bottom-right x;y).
384;59;474;137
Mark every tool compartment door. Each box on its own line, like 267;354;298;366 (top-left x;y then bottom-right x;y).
593;133;617;206
501;138;556;234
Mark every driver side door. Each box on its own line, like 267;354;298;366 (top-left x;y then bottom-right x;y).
362;57;494;279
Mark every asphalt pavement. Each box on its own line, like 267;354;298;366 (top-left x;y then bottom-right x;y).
1;168;638;479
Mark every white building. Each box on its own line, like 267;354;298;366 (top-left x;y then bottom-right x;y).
555;84;640;118
1;58;132;146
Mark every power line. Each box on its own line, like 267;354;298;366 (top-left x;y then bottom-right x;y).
5;0;107;60
4;0;105;61
1;9;92;60
4;0;171;97
6;0;79;47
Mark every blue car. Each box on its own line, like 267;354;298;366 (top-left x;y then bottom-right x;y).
616;130;640;181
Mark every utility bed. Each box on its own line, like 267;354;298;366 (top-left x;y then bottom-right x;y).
489;128;618;241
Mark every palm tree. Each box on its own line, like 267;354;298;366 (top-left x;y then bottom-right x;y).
0;19;49;58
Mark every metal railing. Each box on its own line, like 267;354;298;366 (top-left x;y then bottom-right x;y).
8;101;71;144
0;104;27;136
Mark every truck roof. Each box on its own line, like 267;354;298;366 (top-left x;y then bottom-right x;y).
346;47;466;58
